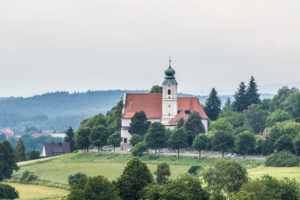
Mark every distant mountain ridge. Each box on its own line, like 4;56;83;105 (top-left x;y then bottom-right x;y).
0;90;274;133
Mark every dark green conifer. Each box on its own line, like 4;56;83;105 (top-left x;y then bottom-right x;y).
205;88;221;120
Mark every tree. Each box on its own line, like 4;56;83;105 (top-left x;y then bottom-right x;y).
211;131;234;157
68;172;87;186
116;157;153;200
155;162;171;184
150;85;163;93
282;92;300;118
274;135;294;152
272;86;299;110
108;131;121;152
66;176;121;200
75;128;91;151
0;140;18;181
266;109;294;128
208;118;233;134
132;142;148;156
233;82;248;112
128;111;150;137
0;134;6;141
168;128;188;157
246;76;260;106
129;134;143;147
185;111;205;145
0;183;19;199
64;127;76;152
145;122;167;156
243;104;266;134
223;97;233;111
15;138;26;162
205;88;221;121
177;117;185;128
29;150;40;160
235;131;255;158
192;134;208;158
106;99;123;134
203;159;248;199
294;134;300;156
89;125;109;152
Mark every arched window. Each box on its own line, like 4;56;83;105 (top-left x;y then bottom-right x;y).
168;89;171;95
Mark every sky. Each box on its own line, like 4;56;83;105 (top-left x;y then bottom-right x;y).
0;0;300;97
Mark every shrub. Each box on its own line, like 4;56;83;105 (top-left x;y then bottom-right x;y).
265;150;299;167
68;172;87;186
188;166;202;176
132;141;147;156
20;170;38;183
0;183;19;199
29;150;40;160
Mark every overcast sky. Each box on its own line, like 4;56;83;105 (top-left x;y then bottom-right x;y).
0;0;300;97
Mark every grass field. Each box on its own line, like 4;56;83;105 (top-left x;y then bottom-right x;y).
5;183;68;200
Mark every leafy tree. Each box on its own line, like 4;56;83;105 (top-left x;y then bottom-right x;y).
168;128;188;157
89;125;109;152
294;134;300;156
150;85;163;93
266;109;294;128
211;131;234;157
108;131;121;152
128;111;150;137
67;176;121;200
235;131;255;158
132;142;148;156
274;135;294;152
106;99;123;134
223;97;233;111
129;134;143;147
145;122;167;156
272;86;299;110
243;104;266;134
208;118;234;134
15;138;26;162
0;183;19;199
143;174;210;200
192;134;208;158
246;76;260;106
155;162;171;184
75;128;91;151
233;82;248;112
260;98;273;113
64;127;76;152
0;140;18;181
282;92;300;118
68;172;87;186
29;150;40;160
205;88;221;121
185;111;205;145
177;117;185;128
254;135;266;155
203;159;248;199
116;157;153;200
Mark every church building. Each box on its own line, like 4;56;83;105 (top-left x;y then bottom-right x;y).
121;60;208;149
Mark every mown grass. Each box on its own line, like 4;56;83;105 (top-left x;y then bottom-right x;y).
248;166;300;181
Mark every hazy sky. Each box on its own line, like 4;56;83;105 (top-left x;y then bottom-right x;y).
0;0;300;97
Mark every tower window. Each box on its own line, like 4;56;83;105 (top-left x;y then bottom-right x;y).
168;89;171;95
169;105;170;108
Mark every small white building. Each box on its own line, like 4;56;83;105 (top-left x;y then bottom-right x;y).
120;60;209;150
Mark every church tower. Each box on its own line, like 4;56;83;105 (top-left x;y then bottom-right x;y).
161;58;178;125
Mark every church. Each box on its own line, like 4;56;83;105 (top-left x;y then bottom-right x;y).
120;60;208;149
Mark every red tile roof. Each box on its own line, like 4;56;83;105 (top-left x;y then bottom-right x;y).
123;93;162;119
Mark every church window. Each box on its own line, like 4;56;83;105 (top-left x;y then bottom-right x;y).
124;138;127;143
169;105;170;108
168;89;171;95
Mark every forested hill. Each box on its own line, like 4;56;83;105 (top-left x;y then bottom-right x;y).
0;90;273;133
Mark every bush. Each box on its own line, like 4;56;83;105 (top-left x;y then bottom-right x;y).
29;150;40;160
188;166;202;176
0;183;19;199
265;150;299;167
68;172;87;186
132;142;147;156
20;170;38;183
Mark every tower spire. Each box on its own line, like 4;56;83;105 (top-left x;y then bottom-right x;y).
169;56;171;67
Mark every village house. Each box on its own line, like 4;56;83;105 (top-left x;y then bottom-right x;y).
121;60;208;150
42;142;71;157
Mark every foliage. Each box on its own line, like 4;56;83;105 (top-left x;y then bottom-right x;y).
282;92;300;118
143;174;210;200
203;159;248;199
265;150;299;167
20;133;63;152
155;162;171;184
106;99;123;134
187;165;202;176
128;111;150;137
223;97;233;111
15;138;26;162
266;109;294;128
219;110;245;129
129;134;143;147
294;134;300;156
168;128;188;157
274;135;294;152
211;131;234;157
108;131;121;152
145;122;167;154
0;140;18;181
150;85;163;93
64;127;76;152
66;176;121;200
132;142;148;156
243;104;266;134
20;170;38;183
205;88;221;121
209;118;234;134
75;128;91;151
177;117;185;128
235;131;255;158
246;76;260;106
185;111;206;145
89;125;109;151
116;157;153;200
272;86;299;111
233;82;248;112
193;134;208;157
29;150;40;160
0;183;19;199
68;172;87;186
